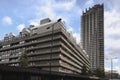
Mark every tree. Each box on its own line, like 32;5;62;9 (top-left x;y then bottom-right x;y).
88;69;93;76
19;49;28;68
95;67;105;78
81;64;88;75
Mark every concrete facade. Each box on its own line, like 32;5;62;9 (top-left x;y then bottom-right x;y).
0;65;100;80
81;4;104;70
0;18;90;74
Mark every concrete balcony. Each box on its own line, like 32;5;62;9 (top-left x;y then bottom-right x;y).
29;55;60;62
28;47;61;57
29;61;60;67
9;55;19;59
0;61;9;64
60;55;81;70
9;60;19;63
0;35;61;51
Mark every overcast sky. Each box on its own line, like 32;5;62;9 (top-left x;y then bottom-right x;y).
0;0;120;74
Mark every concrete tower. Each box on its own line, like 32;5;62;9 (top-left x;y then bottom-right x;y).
81;4;104;70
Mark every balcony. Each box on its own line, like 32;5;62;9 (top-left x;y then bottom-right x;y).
29;55;60;62
9;55;19;59
29;61;60;67
28;48;60;56
0;35;61;51
0;61;9;64
9;60;19;63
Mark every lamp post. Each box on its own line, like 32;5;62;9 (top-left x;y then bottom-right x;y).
106;57;117;80
50;18;62;79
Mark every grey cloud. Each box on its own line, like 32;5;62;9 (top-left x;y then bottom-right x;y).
104;0;120;10
108;35;120;40
107;47;120;56
75;0;87;8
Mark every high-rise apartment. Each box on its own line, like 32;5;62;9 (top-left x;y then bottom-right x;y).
81;4;104;70
0;18;90;74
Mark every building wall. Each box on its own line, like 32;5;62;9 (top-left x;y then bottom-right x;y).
0;18;90;74
81;4;104;70
0;65;100;80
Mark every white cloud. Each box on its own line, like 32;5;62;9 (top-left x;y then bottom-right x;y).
104;0;120;11
35;0;81;26
28;19;39;26
104;9;120;75
30;21;39;26
53;0;76;10
104;9;120;56
68;26;74;32
2;16;13;25
105;10;120;37
113;59;119;63
73;33;80;44
105;58;119;63
17;24;25;31
39;0;76;20
41;6;56;19
105;67;110;72
84;0;95;8
61;1;74;10
104;0;120;60
67;27;80;44
35;0;57;20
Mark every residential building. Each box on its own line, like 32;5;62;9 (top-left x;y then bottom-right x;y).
81;4;104;70
0;18;90;74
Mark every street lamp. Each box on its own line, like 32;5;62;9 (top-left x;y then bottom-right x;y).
106;57;117;80
50;18;62;78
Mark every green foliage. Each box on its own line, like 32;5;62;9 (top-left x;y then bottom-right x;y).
88;69;92;76
95;67;105;78
81;64;88;75
19;49;28;68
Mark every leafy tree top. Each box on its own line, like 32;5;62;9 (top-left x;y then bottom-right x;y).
95;67;105;78
81;64;88;75
19;49;28;68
